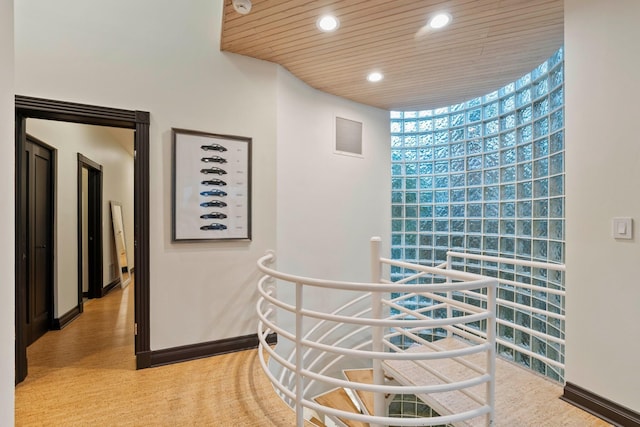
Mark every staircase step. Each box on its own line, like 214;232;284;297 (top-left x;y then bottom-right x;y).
343;369;374;416
382;336;488;426
309;416;326;426
314;387;370;427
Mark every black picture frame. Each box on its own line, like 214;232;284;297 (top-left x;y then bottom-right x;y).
172;128;251;241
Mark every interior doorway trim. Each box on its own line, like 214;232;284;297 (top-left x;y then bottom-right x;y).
15;95;151;383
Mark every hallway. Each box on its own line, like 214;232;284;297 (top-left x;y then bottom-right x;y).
15;281;299;426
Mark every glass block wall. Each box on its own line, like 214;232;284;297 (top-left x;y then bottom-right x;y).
390;48;565;381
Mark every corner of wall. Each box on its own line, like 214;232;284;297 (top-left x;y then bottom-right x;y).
1;0;15;424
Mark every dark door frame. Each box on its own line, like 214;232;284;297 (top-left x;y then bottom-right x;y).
15;95;151;384
77;154;103;301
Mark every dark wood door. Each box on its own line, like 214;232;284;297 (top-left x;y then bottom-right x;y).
25;138;53;346
77;154;103;302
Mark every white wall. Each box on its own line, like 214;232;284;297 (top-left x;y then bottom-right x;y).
26;120;134;315
0;0;14;424
274;68;390;380
14;0;278;349
276;67;390;280
15;0;390;369
565;0;640;411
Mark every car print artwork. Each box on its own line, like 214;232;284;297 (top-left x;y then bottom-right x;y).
200;212;227;219
200;200;227;208
200;223;227;231
200;189;227;197
201;156;227;164
201;144;227;152
173;129;250;241
201;167;227;175
201;179;227;186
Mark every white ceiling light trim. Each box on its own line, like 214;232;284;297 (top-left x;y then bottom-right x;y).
429;12;451;29
317;15;340;32
367;72;384;83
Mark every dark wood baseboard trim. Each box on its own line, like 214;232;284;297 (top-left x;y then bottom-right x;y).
130;266;135;274
561;382;640;427
137;332;278;369
136;351;152;370
52;306;81;330
101;278;121;297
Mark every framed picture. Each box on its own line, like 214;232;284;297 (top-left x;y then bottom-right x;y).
172;128;251;241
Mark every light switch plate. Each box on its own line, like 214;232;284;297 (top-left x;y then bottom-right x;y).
612;217;633;239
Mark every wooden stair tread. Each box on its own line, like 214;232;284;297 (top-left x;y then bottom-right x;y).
383;336;575;427
309;416;325;426
314;387;369;427
344;369;374;417
383;337;487;426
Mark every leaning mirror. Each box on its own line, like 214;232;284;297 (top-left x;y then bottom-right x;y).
110;201;131;288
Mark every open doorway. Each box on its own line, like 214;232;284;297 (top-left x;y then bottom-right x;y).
15;95;151;384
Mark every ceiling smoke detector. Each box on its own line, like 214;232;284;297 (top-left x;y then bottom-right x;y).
232;0;252;15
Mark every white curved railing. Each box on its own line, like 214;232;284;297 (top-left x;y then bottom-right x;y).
256;238;498;427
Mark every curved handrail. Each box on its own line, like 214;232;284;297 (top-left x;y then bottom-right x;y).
260;285;492;329
256;239;497;426
257;252;494;293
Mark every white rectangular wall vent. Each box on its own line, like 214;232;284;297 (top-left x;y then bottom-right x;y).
335;116;363;156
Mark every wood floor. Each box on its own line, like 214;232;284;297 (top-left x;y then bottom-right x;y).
15;280;300;426
15;280;611;427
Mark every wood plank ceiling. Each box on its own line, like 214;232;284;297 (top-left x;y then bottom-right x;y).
220;0;563;111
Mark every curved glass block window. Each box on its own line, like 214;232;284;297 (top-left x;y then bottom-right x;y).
390;48;565;382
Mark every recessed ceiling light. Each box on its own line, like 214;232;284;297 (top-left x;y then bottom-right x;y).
317;15;339;32
429;12;451;29
367;72;384;83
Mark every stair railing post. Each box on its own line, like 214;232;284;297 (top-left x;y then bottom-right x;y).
446;252;452;338
486;280;497;426
370;237;385;427
295;281;304;427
